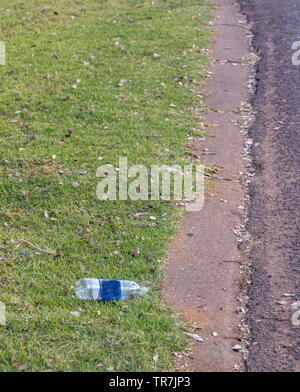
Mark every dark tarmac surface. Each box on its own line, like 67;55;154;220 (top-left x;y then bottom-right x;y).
238;0;300;372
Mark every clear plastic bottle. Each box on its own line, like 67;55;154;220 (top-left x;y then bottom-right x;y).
74;278;149;301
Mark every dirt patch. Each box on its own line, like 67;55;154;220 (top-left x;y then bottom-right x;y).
162;0;251;372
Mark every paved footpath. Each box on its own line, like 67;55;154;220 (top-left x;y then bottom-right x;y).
239;0;300;371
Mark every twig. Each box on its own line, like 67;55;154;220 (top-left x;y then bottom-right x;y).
0;234;57;256
13;239;57;256
20;239;57;255
220;260;242;265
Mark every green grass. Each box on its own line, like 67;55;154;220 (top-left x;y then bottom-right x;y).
0;0;213;371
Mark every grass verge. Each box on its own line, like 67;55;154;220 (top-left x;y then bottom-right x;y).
0;0;212;371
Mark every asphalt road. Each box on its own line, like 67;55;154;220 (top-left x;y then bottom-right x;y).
238;0;300;371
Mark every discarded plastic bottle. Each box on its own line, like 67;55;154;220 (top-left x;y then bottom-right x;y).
74;278;149;301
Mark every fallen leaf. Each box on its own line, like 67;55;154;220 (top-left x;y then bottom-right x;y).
110;339;124;347
15;363;28;371
131;247;140;256
232;344;242;352
173;352;183;358
21;191;29;200
64;129;72;138
118;79;127;87
185;333;204;342
147;252;154;260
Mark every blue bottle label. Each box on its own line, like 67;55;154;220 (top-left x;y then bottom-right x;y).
98;279;123;301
